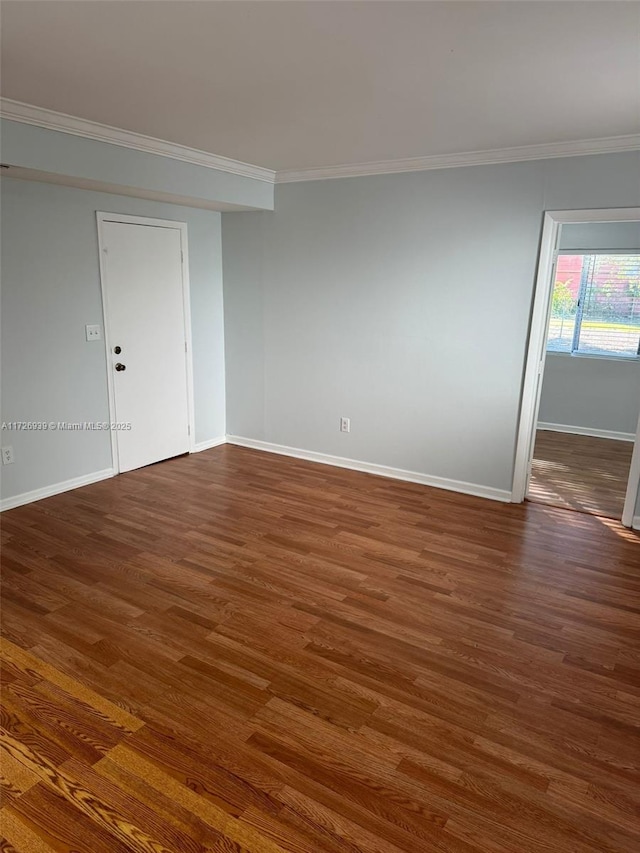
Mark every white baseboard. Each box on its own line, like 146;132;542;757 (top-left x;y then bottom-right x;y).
538;422;635;442
225;435;511;503
632;515;640;531
1;468;115;512
191;436;226;453
0;437;228;512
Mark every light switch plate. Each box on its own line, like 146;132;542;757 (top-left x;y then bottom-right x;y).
86;324;102;341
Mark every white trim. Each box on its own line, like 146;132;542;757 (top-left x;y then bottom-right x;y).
192;436;226;453
0;468;114;512
537;423;635;442
178;225;197;456
3;99;638;187
557;248;640;256
632;516;640;531
622;408;640;528
0;98;275;184
226;435;511;502
97;215;120;471
276;136;640;183
512;207;640;529
96;212;196;471
548;351;640;363
512;212;559;503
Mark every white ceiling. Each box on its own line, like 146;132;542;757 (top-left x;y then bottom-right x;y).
2;1;639;172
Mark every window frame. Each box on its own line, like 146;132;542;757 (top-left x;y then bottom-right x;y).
549;249;640;361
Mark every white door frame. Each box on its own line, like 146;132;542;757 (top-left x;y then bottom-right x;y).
96;212;196;473
512;207;640;528
622;409;640;529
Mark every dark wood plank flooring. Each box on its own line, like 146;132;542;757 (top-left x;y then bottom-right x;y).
1;445;639;852
528;430;633;520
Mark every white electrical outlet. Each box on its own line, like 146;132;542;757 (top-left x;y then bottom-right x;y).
2;446;14;465
85;324;102;341
340;417;350;433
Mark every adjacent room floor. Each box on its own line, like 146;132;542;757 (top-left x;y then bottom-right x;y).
528;429;634;520
1;445;639;853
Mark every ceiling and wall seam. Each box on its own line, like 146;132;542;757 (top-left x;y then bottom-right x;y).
2;99;639;187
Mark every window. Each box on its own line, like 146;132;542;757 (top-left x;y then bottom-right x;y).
547;253;640;358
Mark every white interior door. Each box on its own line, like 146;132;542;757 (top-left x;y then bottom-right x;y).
100;219;191;473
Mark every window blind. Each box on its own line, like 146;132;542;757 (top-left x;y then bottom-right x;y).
548;254;640;358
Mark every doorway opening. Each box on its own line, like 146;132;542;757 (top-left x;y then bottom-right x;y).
513;209;640;527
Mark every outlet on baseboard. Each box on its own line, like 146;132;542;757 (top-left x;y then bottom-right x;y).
2;446;14;465
340;417;350;433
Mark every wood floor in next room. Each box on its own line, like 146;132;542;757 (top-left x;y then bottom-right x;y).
1;445;639;853
528;429;634;520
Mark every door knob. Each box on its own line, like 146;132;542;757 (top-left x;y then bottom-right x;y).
115;363;126;372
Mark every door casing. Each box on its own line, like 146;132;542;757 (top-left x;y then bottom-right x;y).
512;207;640;527
96;212;196;473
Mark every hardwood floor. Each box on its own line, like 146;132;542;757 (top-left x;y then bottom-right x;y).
1;444;639;853
528;430;634;519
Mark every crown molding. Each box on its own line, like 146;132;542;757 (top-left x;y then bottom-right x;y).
0;98;276;184
2;99;638;187
275;134;640;183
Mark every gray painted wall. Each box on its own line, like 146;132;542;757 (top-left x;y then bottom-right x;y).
539;354;640;434
1;119;274;211
559;221;640;251
1;177;225;501
222;151;640;494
